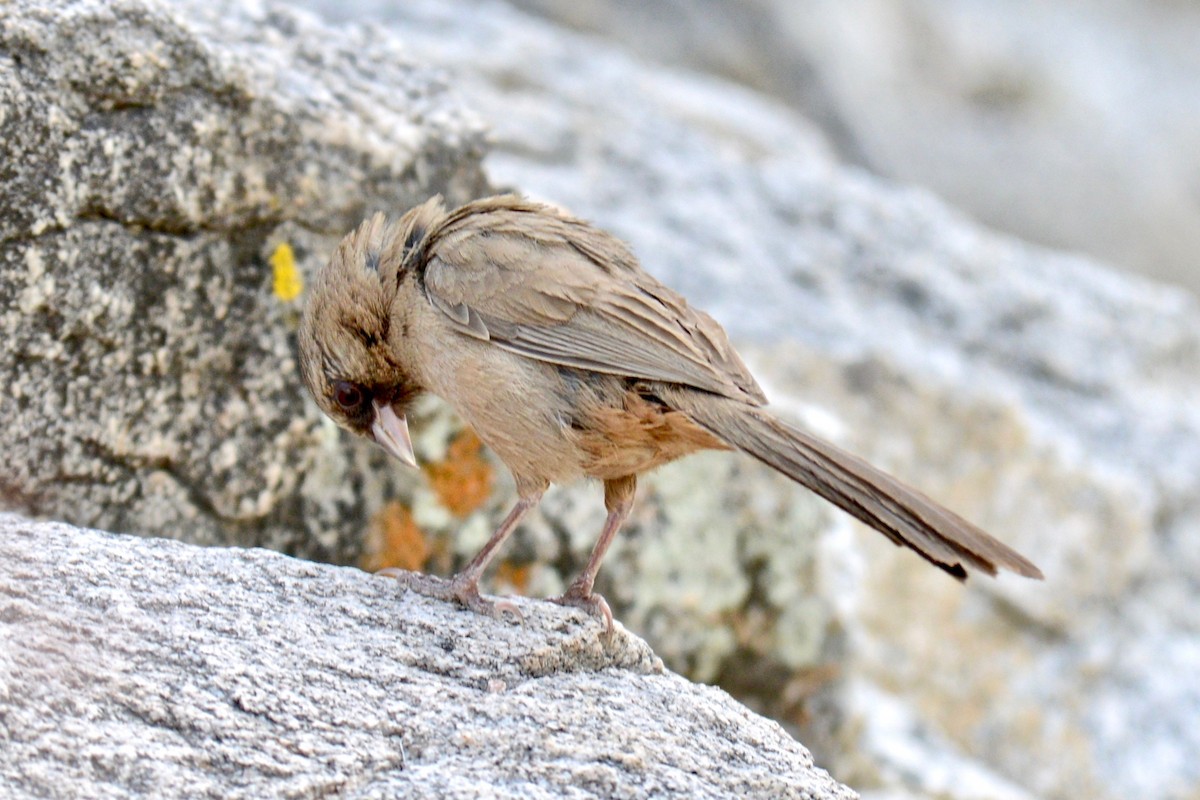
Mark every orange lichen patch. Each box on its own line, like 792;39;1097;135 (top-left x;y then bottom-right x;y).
360;501;429;573
270;242;303;302
423;430;494;517
493;561;533;595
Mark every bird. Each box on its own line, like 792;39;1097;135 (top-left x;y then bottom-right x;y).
298;194;1042;630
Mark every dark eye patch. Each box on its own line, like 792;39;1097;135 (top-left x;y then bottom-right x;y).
332;380;365;411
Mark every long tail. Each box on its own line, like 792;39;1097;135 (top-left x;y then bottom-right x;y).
664;388;1042;581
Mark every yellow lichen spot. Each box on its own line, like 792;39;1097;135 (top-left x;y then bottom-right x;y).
270;242;303;302
423;430;494;517
361;501;430;573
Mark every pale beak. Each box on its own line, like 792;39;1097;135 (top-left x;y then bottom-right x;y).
370;401;417;468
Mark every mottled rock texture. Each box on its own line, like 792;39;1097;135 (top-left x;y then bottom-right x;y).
0;514;857;799
0;0;488;561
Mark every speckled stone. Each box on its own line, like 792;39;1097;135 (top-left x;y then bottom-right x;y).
0;514;858;799
0;0;488;560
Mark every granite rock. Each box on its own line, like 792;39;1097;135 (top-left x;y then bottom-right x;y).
0;513;857;799
0;0;488;560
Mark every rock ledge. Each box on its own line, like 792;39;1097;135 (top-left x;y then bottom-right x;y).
0;514;855;799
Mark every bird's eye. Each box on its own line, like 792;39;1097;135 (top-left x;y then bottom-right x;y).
332;381;365;411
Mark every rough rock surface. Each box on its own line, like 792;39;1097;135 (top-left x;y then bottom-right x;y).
0;0;488;561
0;514;857;799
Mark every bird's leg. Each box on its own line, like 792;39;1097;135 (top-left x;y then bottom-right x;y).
379;485;544;622
551;475;636;632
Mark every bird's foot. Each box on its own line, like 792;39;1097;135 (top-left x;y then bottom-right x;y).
549;582;614;634
376;568;523;623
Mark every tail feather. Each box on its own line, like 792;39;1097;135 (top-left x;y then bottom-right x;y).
666;389;1043;581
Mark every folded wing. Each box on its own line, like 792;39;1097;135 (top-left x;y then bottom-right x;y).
421;196;766;405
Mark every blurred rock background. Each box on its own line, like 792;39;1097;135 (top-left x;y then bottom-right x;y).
2;1;1198;799
505;0;1200;296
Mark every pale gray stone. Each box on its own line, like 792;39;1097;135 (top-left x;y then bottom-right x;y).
0;514;857;800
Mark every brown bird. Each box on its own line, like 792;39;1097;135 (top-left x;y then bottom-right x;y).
299;194;1042;628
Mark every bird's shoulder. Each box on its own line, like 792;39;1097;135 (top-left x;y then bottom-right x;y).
418;195;766;404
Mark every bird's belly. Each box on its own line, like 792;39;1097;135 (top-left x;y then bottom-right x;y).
418;340;590;487
572;389;729;480
418;337;727;487
463;403;588;488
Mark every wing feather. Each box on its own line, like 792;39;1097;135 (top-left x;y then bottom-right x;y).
421;196;766;404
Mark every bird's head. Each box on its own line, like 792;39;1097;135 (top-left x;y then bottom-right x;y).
298;200;445;466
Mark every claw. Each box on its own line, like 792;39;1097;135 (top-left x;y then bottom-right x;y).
550;586;614;635
491;597;525;625
376;567;522;623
